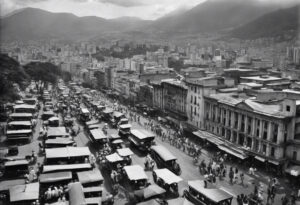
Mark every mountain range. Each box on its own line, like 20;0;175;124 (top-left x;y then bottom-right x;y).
0;0;299;42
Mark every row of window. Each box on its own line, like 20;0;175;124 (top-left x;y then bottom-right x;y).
206;123;276;157
205;105;282;143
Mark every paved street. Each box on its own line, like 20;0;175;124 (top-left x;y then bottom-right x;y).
0;92;291;205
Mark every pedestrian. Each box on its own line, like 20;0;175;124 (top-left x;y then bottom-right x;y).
240;172;244;186
229;167;234;184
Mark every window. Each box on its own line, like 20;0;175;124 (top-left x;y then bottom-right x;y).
270;147;275;157
293;151;297;161
262;144;267;154
273;123;278;143
248;117;252;135
286;105;291;112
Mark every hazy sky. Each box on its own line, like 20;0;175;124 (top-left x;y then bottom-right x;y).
0;0;298;20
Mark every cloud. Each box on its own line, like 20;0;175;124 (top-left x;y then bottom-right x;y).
96;0;147;7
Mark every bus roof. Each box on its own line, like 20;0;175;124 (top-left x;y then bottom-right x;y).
0;179;26;192
153;168;182;184
105;153;123;162
131;129;155;140
45;138;74;145
9;113;32;118
124;165;148;181
47;127;68;137
43;163;92;173
39;171;72;183
9;182;39;202
77;169;103;184
117;148;133;157
90;129;107;140
6;129;32;135
188;180;233;203
151;145;176;161
8;121;32;126
5;159;29;167
45;147;90;159
119;124;132;129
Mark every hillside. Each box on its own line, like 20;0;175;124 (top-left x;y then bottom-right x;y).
148;0;280;34
0;54;28;101
230;5;300;40
0;8;149;41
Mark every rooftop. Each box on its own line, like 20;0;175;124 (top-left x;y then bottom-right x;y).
207;93;291;118
241;76;282;82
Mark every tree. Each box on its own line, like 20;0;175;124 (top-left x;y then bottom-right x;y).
24;62;61;84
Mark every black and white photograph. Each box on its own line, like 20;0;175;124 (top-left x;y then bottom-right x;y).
0;0;300;204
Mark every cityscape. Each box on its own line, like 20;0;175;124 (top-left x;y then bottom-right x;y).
0;0;300;205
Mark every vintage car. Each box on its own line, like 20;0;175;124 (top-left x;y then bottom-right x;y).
150;145;181;175
183;180;233;205
153;168;183;197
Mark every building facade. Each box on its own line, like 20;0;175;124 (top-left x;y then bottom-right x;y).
203;92;300;168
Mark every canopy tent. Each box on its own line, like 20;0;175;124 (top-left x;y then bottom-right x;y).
154;168;183;184
124;165;148;181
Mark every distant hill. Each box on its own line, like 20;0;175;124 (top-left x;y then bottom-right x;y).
148;0;281;34
0;8;149;41
0;1;298;42
230;5;300;40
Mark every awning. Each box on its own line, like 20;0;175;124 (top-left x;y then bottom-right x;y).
218;145;247;160
192;131;206;140
194;130;224;146
255;156;266;163
285;165;300;176
268;160;280;166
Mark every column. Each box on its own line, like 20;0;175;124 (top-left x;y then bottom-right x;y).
259;119;263;139
244;115;248;134
225;109;230;127
238;114;242;130
277;123;284;144
267;122;273;142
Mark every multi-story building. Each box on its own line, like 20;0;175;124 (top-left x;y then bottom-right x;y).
185;76;234;130
202;91;300;171
153;79;188;121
